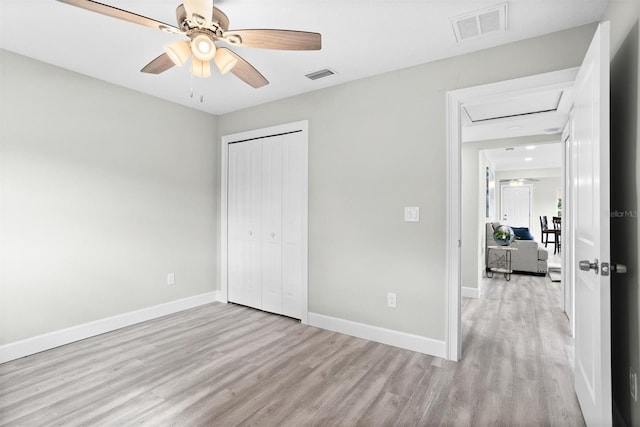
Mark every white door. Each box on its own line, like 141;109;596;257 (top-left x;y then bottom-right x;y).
227;130;306;320
281;133;305;319
228;139;263;309
500;185;531;227
572;22;611;427
261;136;284;314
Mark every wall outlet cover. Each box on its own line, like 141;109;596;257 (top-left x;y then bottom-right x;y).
404;207;420;222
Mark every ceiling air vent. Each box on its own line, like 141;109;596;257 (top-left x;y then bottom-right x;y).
305;68;336;81
451;3;508;42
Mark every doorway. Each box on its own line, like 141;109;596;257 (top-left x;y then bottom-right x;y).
445;67;578;360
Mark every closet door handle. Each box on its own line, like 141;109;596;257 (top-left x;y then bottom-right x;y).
248;230;253;237
270;232;276;238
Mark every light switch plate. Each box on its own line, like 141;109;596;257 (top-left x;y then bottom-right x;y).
404;207;420;222
387;292;397;308
167;272;175;286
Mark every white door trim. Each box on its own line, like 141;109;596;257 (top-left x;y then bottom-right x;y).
445;68;578;361
561;122;576;336
220;121;309;324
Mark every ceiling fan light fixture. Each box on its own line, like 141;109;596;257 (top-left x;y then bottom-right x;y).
191;58;211;77
165;40;192;66
213;49;238;74
191;33;217;61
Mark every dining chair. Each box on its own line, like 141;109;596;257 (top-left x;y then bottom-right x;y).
552;216;562;254
540;216;556;248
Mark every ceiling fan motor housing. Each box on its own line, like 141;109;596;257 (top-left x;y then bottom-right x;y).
176;4;229;36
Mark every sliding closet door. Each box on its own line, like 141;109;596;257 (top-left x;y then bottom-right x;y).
227;139;262;309
261;137;283;314
281;133;304;319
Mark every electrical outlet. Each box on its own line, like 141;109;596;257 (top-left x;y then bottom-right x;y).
631;367;638;402
387;292;397;308
167;272;175;286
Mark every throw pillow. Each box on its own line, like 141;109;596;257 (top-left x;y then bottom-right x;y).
512;227;535;240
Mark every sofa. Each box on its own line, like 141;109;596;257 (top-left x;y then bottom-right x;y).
486;222;548;275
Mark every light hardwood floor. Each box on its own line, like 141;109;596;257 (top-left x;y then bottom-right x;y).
0;274;584;426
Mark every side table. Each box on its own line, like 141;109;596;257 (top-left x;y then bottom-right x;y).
487;245;518;281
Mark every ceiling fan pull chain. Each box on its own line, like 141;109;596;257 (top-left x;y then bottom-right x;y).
200;93;204;103
190;72;194;98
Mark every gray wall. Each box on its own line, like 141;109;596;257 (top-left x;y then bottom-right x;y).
605;0;640;424
218;24;597;340
460;148;494;291
0;51;219;345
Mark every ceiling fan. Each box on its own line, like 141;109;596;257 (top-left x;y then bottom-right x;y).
56;0;322;88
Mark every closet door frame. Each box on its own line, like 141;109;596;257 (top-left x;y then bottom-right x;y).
220;121;309;324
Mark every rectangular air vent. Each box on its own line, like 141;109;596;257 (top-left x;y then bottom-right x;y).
305;68;336;81
451;3;508;42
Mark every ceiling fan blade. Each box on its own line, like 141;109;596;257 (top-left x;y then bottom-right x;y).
222;29;321;50
220;48;268;88
183;0;214;27
56;0;182;34
141;53;176;74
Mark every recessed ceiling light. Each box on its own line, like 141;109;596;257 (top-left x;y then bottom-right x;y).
526;145;536;150
543;127;561;134
505;147;514;151
507;125;522;130
524;157;533;161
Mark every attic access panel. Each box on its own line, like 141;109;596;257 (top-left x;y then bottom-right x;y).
462;90;564;123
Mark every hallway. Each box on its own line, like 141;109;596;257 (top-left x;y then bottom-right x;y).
449;272;583;425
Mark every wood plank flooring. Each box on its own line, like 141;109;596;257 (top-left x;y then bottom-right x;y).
0;274;584;426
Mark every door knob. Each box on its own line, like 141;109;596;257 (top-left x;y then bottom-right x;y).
579;259;599;274
270;232;275;238
612;264;627;274
601;262;627;276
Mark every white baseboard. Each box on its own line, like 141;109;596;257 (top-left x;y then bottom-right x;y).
462;286;481;298
0;291;222;364
307;312;446;359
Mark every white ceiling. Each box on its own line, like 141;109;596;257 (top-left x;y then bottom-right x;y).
0;0;608;115
484;142;562;171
